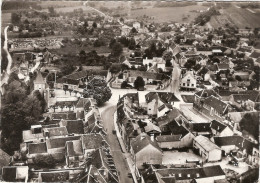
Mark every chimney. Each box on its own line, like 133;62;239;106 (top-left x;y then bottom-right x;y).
44;131;49;138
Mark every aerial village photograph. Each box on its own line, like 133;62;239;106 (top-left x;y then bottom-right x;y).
0;0;260;182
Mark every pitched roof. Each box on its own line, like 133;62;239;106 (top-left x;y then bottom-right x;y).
153;165;225;181
210;120;228;133
188;122;211;133
194;135;220;152
204;96;228;114
43;126;69;137
46;136;81;149
195;89;220;98
81;133;108;150
39;171;70;182
249;50;260;58
64;70;88;80
60;120;84;134
51;112;77;120
217;63;229;70
145;92;179;104
144;123;161;133
131;133;161;154
34;71;45;84
66;139;83;156
213;136;258;155
28;142;48;154
127;70;164;80
157;135;182;142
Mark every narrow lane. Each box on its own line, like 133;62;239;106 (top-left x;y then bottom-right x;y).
101;106;133;183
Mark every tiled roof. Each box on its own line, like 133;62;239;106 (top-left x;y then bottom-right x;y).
213;135;258;155
81;133;108;150
65;70;88;80
127;70;164;80
60;120;84;134
204;96;228;114
28;142;47;154
131;133;161;154
188;122;211;133
39;171;70;182
66;139;83;156
154;165;225;181
194;135;220;152
217;63;229;70
46;136;81;149
43;127;68;137
157;135;182;142
210;120;227;133
249;50;260;58
195;89;220;98
145;92;179;104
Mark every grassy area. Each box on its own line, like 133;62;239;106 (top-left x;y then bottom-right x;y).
209;5;260;28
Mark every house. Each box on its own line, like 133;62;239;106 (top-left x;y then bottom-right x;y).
145;92;179;116
65;139;84;168
212;135;258;157
81;133;109;154
210;120;234;137
249;50;260;61
84;107;105;134
38;171;70;182
228;90;260;111
186;122;212;137
180;71;196;90
86;148;119;183
2;166;29;182
193;135;222;162
157;119;194;149
142;165;226;183
116;70;165;85
198;95;229;122
217;63;229;72
130;133;162;168
59;120;84;135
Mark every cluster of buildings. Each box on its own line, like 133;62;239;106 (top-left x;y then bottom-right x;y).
116;90;259;182
1;89;119;182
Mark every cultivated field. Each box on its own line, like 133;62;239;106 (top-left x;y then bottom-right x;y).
209;5;260;28
125;5;208;23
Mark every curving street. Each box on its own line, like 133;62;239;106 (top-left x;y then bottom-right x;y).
101;106;133;183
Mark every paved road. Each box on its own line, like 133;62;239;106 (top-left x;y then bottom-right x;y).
101;106;133;183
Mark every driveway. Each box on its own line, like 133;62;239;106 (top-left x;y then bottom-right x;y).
101;106;133;183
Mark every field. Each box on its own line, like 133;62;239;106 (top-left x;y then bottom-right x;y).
209;5;260;28
125;5;208;23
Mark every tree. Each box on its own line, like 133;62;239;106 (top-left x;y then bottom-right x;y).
128;38;136;50
92;22;97;28
11;13;21;24
134;76;145;89
33;154;55;168
120;17;124;23
83;77;112;106
111;42;123;57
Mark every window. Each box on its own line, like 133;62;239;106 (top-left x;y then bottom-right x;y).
187;84;190;87
74;156;79;161
191;84;194;87
196;173;200;177
183;83;185;86
187;79;190;82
